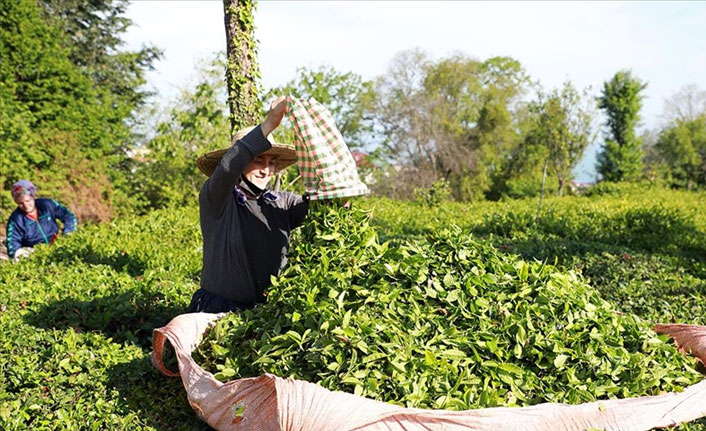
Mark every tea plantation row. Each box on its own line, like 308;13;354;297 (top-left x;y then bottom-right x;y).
363;183;706;326
1;183;704;429
0;210;209;430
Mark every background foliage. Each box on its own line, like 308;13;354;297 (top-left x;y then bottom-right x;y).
0;0;159;225
596;70;647;182
129;57;231;212
3;1;706;227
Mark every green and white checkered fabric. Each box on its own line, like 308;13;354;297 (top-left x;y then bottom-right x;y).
286;97;369;200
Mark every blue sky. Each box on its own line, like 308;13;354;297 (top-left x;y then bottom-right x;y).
124;1;706;182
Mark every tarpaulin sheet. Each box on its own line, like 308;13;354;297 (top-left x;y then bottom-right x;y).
152;313;706;431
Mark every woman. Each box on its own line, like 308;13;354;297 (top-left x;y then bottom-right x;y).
6;180;77;261
187;96;309;313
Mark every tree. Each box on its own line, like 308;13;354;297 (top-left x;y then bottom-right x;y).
373;49;439;198
644;84;706;188
0;0;143;220
662;84;706;123
465;88;517;200
596;70;647;182
655;116;706;190
639;129;668;185
448;56;532;201
264;65;375;150
40;0;161;119
373;49;531;201
1;0;161;221
423;54;484;198
523;81;597;196
131;57;231;211
223;0;261;134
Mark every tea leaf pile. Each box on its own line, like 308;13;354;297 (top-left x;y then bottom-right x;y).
193;203;702;410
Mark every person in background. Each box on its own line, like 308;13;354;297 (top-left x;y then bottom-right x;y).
187;96;309;313
6;180;77;261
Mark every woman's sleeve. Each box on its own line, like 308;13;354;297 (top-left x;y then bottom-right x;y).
51;199;77;234
6;217;24;259
200;126;272;219
287;193;310;229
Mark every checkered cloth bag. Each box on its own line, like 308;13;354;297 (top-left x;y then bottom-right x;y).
286;97;369;200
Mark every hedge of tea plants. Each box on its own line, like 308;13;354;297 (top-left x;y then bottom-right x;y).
362;183;706;326
0;208;209;430
1;183;704;430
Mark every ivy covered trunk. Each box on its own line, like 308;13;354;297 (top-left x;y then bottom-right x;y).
223;0;261;134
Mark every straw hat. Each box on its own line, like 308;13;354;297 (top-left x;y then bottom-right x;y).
196;126;297;176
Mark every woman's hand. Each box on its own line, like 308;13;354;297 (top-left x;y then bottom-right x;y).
261;96;288;138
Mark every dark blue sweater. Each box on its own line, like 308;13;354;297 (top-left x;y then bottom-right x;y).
6;198;77;258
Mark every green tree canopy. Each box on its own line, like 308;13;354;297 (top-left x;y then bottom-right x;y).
655;116;706;190
596;70;647;182
373;49;532;201
0;0;159;222
1;0;116;220
40;0;160;117
264;64;375;150
521;81;596;196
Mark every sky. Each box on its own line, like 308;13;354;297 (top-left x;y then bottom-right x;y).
124;1;706;182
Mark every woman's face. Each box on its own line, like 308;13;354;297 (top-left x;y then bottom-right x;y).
14;194;36;214
244;154;277;189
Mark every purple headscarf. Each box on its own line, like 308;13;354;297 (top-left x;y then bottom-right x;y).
11;180;37;200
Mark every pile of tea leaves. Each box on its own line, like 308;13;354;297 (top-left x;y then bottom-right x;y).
192;203;702;410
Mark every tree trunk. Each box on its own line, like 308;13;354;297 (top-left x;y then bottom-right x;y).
223;0;260;136
536;159;549;222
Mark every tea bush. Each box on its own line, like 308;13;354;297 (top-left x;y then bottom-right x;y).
413;179;452;207
362;186;706;325
1;184;704;429
0;207;209;430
